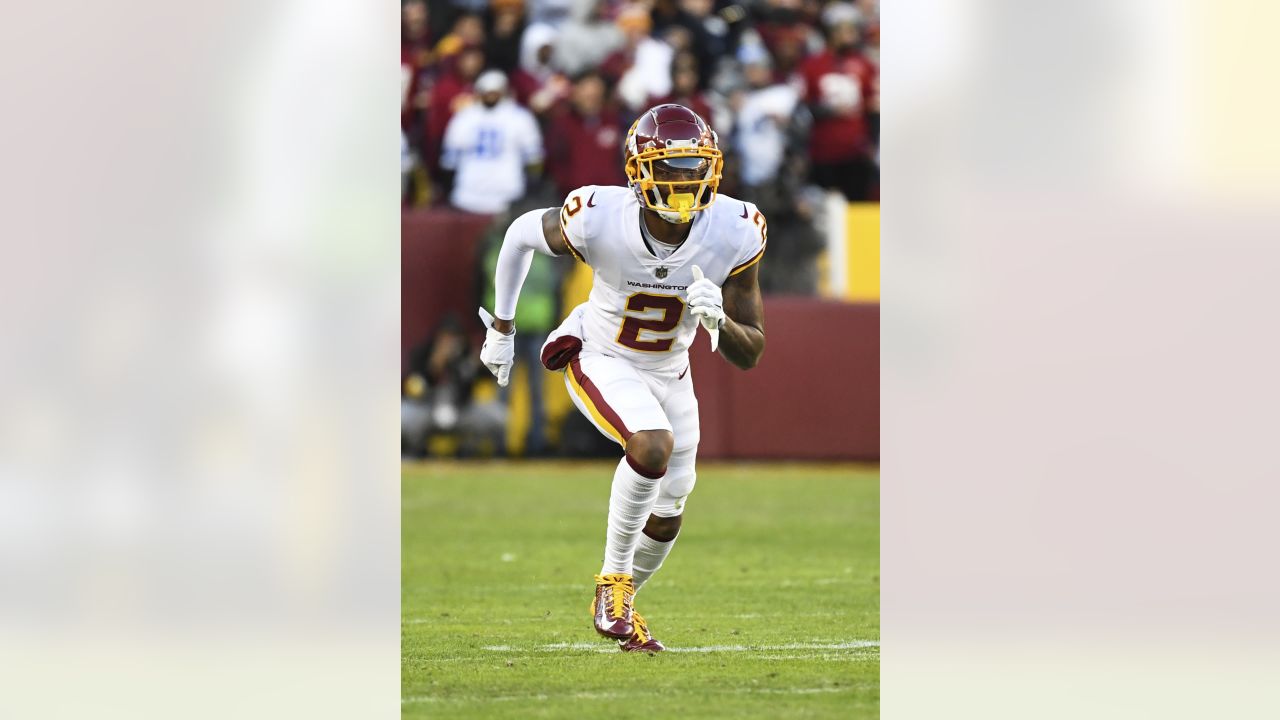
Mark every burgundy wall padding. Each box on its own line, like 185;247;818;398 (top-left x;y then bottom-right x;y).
687;298;879;461
402;209;494;372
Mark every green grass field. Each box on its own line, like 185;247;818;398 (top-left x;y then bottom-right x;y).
403;461;879;719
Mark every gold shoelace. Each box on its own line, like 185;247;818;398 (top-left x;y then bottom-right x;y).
631;612;650;642
594;574;634;620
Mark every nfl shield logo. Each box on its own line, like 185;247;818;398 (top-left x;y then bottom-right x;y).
655;267;668;279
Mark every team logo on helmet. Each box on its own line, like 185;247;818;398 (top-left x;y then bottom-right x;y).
623;104;723;223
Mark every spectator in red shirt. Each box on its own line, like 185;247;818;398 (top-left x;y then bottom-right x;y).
403;0;435;137
601;4;675;112
753;0;820;84
798;2;877;200
545;71;628;197
425;44;487;186
434;12;486;57
768;24;812;84
403;0;433;68
655;51;714;126
424;13;488;168
513;22;571;117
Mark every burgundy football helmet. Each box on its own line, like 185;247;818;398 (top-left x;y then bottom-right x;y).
623;103;724;223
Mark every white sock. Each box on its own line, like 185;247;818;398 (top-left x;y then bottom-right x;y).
599;457;663;575
632;532;677;591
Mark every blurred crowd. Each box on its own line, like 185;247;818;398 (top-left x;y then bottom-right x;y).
402;0;879;289
401;0;878;458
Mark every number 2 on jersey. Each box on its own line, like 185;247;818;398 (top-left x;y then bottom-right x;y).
617;293;684;352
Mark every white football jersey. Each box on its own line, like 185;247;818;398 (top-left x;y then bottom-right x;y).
441;99;543;214
560;185;767;371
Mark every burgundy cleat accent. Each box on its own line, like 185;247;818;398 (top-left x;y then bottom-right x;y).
619;612;665;653
592;574;635;639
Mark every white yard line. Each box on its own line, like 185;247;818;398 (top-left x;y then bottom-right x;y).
759;652;881;661
410;611;854;623
539;642;614;650
403;691;629;705
666;641;879;653
479;640;879;654
681;611;852;619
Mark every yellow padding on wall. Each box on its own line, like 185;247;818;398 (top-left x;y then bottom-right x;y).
845;203;880;302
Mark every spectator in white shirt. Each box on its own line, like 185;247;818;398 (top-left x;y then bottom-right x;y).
734;42;800;188
440;70;544;215
612;4;675;112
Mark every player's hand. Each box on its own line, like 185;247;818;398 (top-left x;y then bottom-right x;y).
689;266;724;352
477;307;515;387
688;266;725;329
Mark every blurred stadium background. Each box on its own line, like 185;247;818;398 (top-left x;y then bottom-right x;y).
402;0;879;461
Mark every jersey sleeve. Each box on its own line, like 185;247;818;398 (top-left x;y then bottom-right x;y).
558;186;594;265
729;202;768;277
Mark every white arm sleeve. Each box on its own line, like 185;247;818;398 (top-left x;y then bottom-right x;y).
493;208;556;321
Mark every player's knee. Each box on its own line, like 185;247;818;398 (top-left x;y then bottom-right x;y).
626;430;674;475
643;513;682;542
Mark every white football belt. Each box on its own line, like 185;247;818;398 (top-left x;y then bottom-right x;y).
690;265;719;352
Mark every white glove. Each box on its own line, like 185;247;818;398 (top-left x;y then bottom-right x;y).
688;265;724;352
477;307;515;387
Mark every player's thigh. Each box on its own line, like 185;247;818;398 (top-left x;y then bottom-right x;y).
660;371;700;454
652;375;699;517
563;352;671;447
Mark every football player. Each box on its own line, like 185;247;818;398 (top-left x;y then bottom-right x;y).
478;104;766;652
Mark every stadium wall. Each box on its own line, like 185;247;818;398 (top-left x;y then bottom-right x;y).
403;209;879;461
688;298;879;461
402;209;492;374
